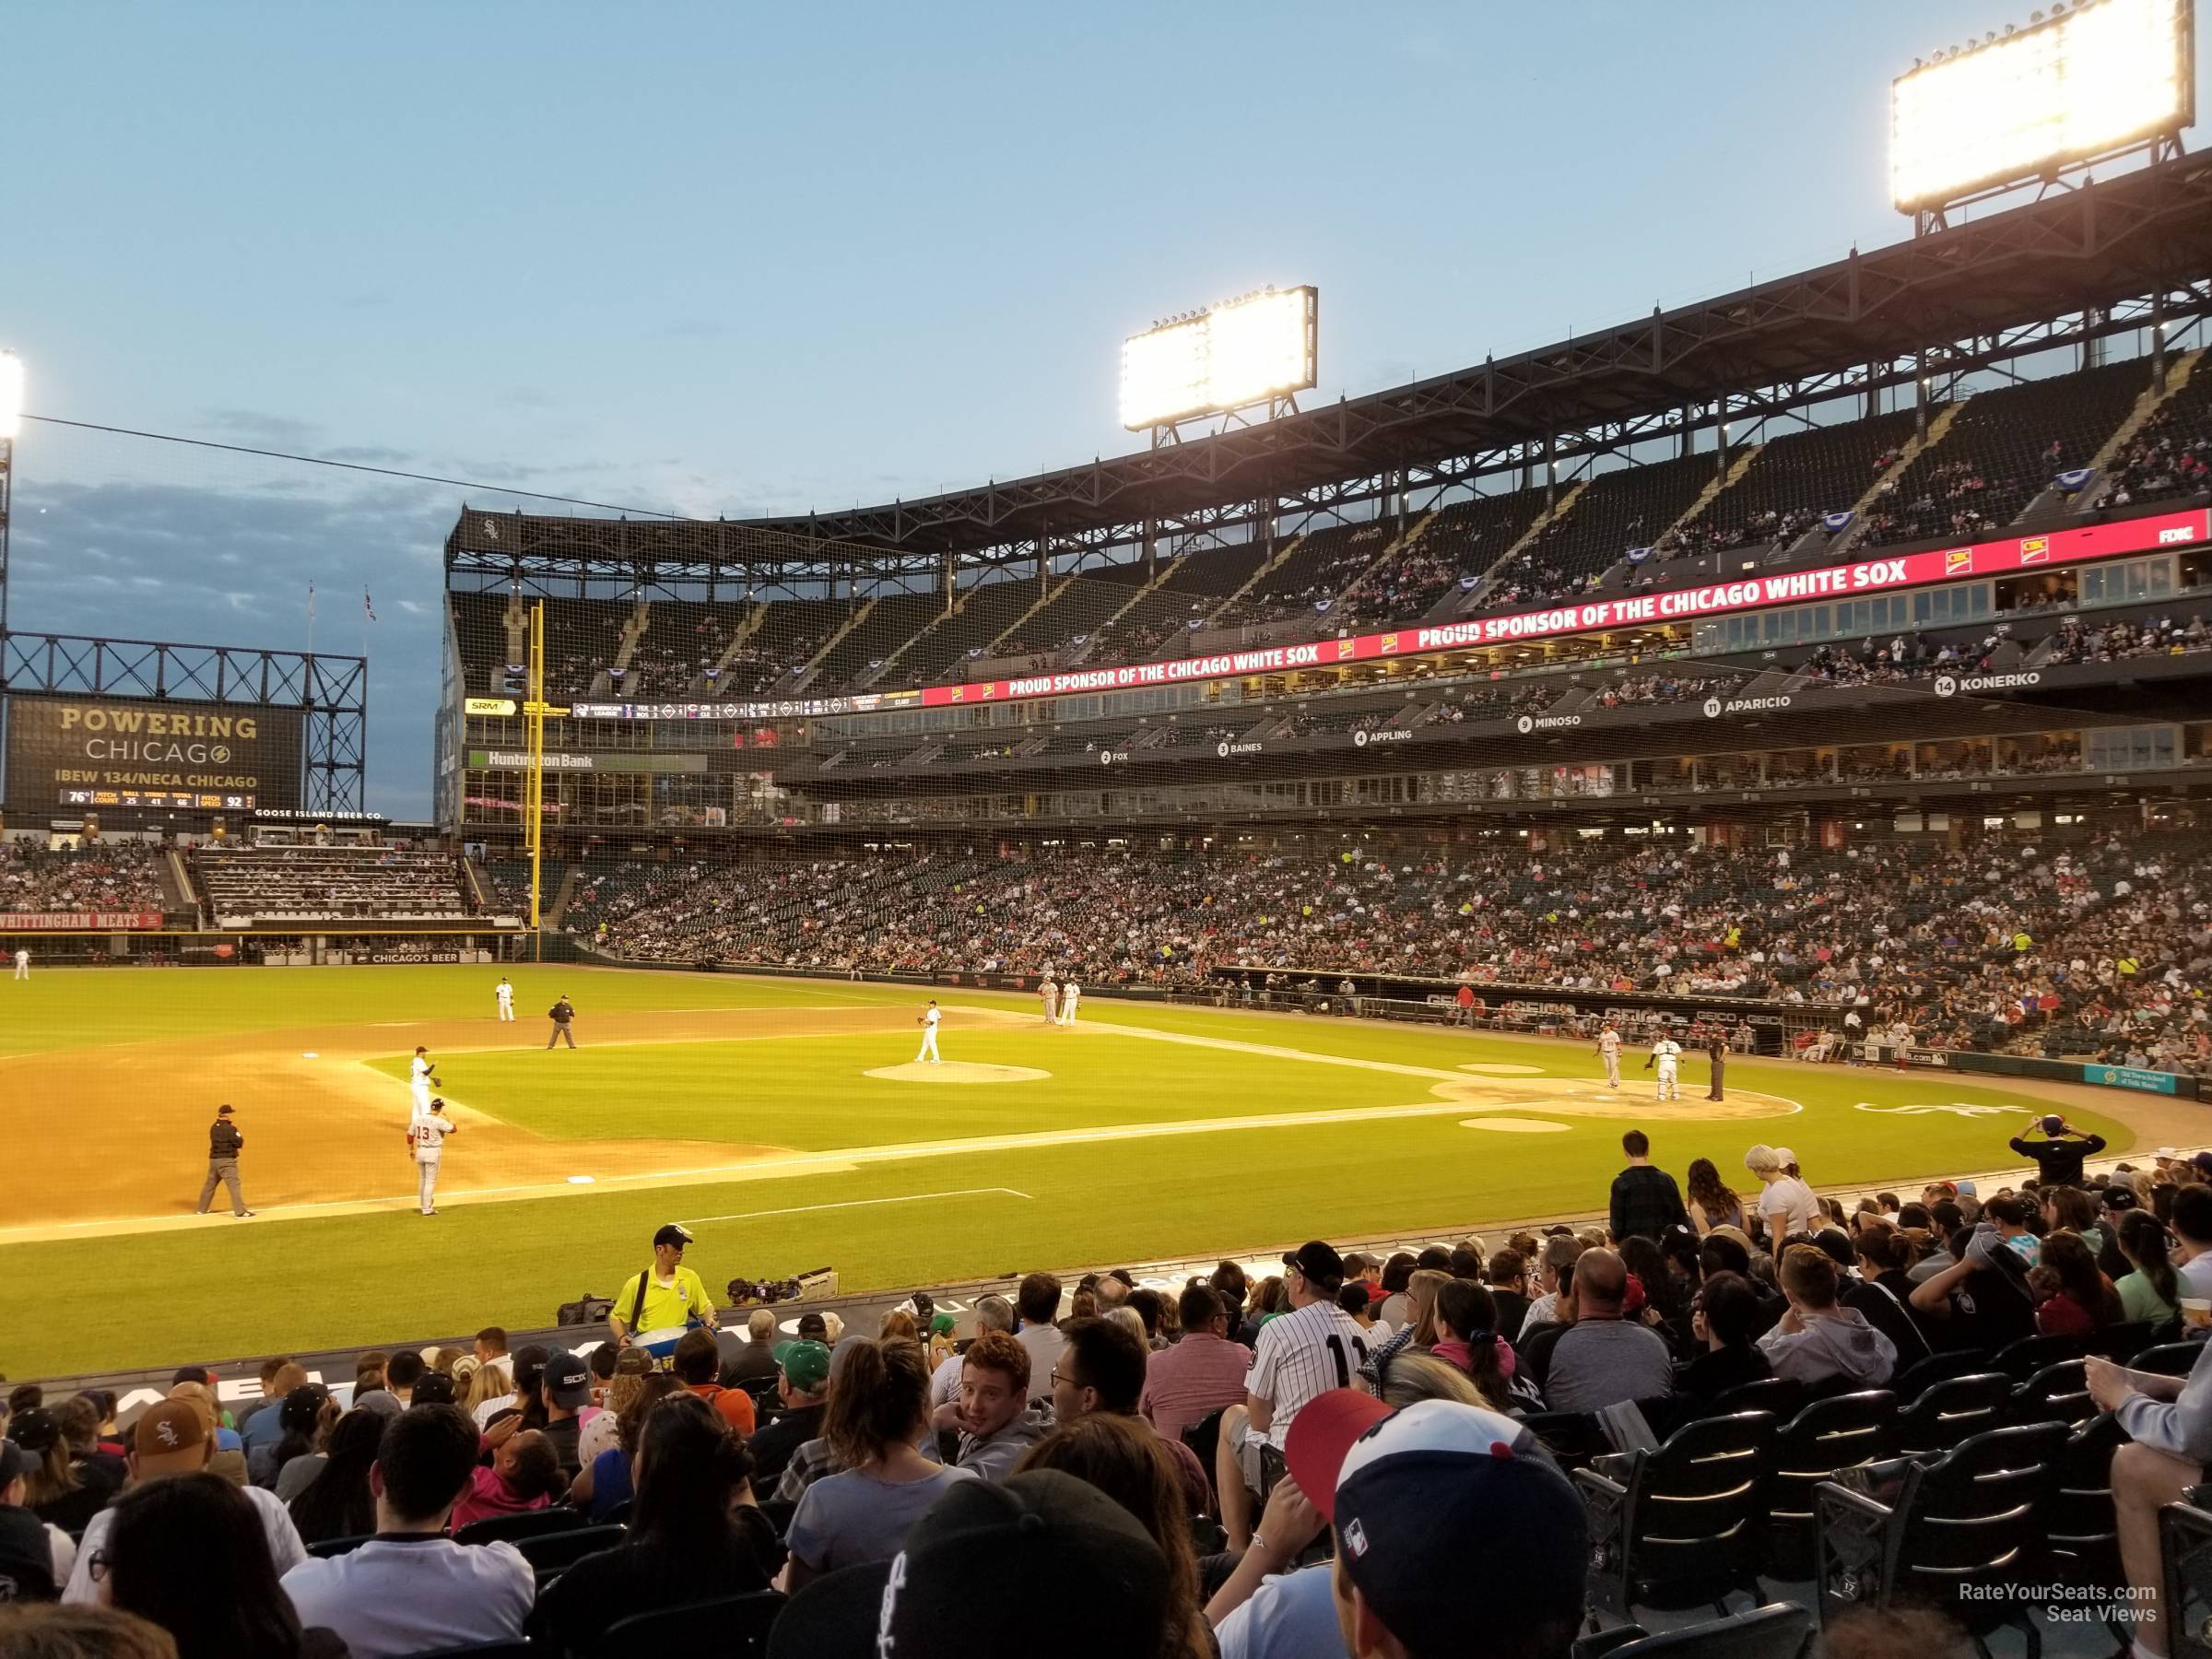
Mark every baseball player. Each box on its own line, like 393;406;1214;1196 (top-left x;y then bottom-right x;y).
11;947;27;981
1059;979;1081;1027
494;976;515;1022
194;1103;253;1218
915;999;942;1065
1039;974;1060;1025
1594;1021;1623;1088
408;1046;440;1112
1645;1033;1683;1101
406;1098;458;1216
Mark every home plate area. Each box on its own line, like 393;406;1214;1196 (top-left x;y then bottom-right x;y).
863;1062;1053;1084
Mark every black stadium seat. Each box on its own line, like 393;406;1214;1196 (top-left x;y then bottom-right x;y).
593;1591;784;1659
1578;1410;1778;1624
1570;1603;1816;1659
453;1508;592;1547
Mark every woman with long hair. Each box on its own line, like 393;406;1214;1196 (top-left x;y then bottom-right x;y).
459;1359;512;1425
13;1408;111;1535
284;1409;381;1546
570;1373;678;1517
1374;1252;1419;1329
2116;1209;2182;1327
271;1398;342;1506
781;1338;974;1588
528;1393;774;1653
1016;1415;1211;1659
103;1474;344;1659
2035;1230;2124;1335
1404;1269;1453;1348
1237;1277;1286;1344
250;1385;330;1491
1425;1279;1513;1410
576;1348;653;1466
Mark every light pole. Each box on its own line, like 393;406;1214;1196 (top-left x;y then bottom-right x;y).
0;350;20;642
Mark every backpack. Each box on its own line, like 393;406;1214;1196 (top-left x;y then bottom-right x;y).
557;1293;615;1327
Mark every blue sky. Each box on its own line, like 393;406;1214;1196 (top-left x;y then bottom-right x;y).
5;2;2206;816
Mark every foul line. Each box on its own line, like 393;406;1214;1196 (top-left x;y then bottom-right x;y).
675;1187;1032;1227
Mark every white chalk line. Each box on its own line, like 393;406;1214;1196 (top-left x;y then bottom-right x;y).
675;1187;1033;1227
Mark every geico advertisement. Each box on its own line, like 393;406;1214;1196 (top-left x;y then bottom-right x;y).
6;696;302;803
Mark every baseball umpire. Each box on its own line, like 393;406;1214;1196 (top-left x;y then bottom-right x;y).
194;1103;253;1218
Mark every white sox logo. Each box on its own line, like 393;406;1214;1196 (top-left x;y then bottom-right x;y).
1853;1101;2031;1118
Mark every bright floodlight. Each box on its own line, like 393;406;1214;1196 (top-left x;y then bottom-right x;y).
0;351;21;441
1891;0;2193;212
1121;287;1317;429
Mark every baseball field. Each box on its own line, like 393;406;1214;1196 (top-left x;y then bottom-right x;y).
0;963;2168;1380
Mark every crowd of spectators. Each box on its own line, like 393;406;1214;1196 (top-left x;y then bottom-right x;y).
2104;397;2212;510
574;829;2212;1074
12;1125;2212;1656
0;841;167;915
2045;613;2212;665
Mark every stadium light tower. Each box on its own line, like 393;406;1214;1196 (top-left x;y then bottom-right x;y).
1890;0;2194;233
0;349;19;641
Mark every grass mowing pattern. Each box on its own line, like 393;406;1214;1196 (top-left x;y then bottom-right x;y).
0;963;2128;1376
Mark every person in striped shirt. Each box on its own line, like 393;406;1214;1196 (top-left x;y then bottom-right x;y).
1216;1241;1373;1549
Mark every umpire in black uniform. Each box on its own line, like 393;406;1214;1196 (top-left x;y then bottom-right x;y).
194;1103;253;1218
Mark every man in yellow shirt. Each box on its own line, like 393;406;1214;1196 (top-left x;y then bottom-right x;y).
607;1223;721;1349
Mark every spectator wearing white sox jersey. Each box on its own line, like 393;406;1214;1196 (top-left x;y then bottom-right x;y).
1216;1241;1371;1550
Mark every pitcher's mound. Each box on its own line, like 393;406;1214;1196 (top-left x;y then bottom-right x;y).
865;1062;1052;1085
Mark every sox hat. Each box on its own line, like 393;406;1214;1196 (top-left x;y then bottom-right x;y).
1286;1394;1585;1656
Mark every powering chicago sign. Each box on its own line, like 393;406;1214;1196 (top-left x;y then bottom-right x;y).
4;693;305;813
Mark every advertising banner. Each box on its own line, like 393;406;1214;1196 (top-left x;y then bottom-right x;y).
0;911;163;931
547;508;2206;722
6;693;304;814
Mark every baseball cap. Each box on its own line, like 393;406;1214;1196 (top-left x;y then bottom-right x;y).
6;1408;59;1454
132;1400;210;1473
2158;1147;2184;1162
653;1223;694;1250
543;1351;592;1408
1954;1179;1978;1198
881;1471;1170;1658
2040;1115;2065;1135
217;1104;234;1116
771;1339;832;1393
1773;1147;1798;1168
930;1312;958;1338
1284;1240;1347;1290
0;1438;37;1485
1288;1394;1585;1655
794;1312;829;1341
411;1372;457;1406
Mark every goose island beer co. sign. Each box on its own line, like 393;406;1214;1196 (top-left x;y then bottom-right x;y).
4;693;305;814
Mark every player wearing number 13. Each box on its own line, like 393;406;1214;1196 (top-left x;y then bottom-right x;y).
406;1098;457;1217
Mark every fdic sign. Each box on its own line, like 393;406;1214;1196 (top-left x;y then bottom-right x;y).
4;693;304;814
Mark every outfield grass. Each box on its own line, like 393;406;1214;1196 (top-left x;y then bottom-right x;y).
0;964;2135;1378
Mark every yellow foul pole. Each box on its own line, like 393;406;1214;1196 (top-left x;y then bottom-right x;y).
526;602;546;950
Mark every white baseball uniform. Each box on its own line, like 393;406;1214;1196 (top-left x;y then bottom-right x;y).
12;948;27;981
1596;1028;1622;1088
409;1053;434;1111
1060;982;1081;1026
916;1005;941;1064
495;980;515;1021
1040;979;1059;1023
1651;1039;1682;1100
408;1108;456;1214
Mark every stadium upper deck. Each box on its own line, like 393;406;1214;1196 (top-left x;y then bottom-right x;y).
438;154;2212;841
